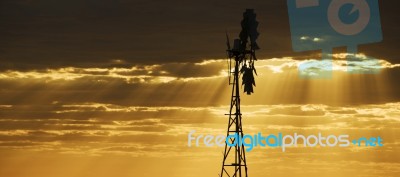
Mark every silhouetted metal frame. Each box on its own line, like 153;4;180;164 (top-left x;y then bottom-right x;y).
220;9;258;177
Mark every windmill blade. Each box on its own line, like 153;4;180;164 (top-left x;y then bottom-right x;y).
251;52;257;60
240;9;260;50
226;30;231;50
252;62;258;76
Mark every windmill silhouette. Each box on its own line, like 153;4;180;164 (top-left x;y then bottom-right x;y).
220;9;259;177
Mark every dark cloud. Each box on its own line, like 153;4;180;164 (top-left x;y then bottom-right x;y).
1;0;398;70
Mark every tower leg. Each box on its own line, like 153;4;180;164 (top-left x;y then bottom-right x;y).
220;57;248;177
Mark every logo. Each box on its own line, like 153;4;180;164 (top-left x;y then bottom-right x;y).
287;0;383;78
188;131;384;152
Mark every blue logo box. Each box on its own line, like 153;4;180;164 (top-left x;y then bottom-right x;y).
287;0;382;78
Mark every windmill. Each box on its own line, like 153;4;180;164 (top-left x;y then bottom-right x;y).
220;9;259;177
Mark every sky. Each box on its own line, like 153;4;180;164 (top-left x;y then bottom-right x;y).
0;0;399;177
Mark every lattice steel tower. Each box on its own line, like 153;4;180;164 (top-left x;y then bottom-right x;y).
220;9;259;177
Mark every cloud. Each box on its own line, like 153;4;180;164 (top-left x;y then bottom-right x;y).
0;60;228;84
300;36;323;42
269;54;400;76
0;102;399;152
1;0;399;72
0;102;399;177
0;1;400;176
0;57;400;107
0;58;399;157
0;56;398;83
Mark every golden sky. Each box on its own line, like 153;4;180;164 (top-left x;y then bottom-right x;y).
0;0;399;177
0;57;399;177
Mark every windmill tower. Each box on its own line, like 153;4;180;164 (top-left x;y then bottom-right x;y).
220;9;259;177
